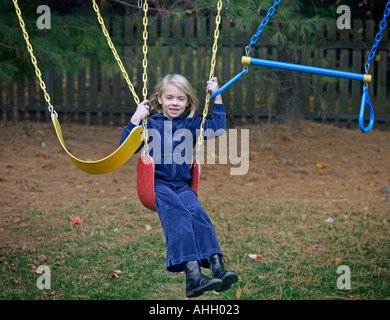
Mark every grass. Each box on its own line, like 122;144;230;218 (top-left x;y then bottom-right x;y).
0;199;389;300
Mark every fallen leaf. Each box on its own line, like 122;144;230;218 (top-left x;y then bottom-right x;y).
325;217;334;223
291;268;300;276
316;162;325;169
70;216;83;226
111;274;120;279
376;267;386;275
304;245;318;253
333;257;342;265
248;254;263;261
236;287;242;299
37;254;47;262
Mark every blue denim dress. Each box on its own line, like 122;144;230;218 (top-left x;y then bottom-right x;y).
120;104;226;272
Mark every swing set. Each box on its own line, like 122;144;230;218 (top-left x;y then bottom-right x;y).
12;0;390;211
212;0;390;133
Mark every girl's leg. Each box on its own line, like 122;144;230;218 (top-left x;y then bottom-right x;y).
177;186;238;291
154;181;203;272
154;181;223;297
176;185;223;267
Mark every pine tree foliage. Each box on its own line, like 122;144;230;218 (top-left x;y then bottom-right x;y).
0;0;384;82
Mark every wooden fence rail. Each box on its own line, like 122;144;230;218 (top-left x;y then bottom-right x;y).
1;15;389;128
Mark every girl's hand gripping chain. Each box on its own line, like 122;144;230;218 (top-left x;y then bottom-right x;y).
131;100;150;125
206;77;222;104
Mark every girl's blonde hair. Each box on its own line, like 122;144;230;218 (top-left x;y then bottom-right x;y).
150;74;199;118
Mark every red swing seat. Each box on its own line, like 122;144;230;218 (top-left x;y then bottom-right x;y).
137;154;201;211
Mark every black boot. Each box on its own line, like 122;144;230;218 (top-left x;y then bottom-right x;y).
207;254;238;292
183;260;222;298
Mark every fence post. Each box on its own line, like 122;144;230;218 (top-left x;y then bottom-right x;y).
365;20;375;100
124;14;134;110
65;71;75;123
89;58;98;126
339;22;350;124
112;16;123;125
184;15;194;84
314;20;325;119
351;19;363;117
233;21;243;118
222;17;231;111
326;20;336;122
78;66;87;120
197;16;206;111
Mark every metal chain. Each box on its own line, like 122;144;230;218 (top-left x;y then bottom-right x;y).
195;0;223;158
12;0;57;117
365;0;390;73
246;0;281;55
141;0;149;153
92;0;149;152
92;0;141;106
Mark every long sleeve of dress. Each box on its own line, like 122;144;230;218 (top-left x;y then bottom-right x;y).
120;103;226;146
190;103;226;140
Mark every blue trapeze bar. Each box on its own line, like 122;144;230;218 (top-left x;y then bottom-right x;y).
210;69;248;99
241;56;372;83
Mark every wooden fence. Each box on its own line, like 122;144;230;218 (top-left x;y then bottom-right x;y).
1;14;389;128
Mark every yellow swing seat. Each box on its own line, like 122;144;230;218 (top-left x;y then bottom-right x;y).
51;113;143;174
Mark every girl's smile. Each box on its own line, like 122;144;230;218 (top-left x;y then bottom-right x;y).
158;84;189;120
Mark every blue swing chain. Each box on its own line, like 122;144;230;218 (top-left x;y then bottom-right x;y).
360;0;390;133
246;0;281;56
365;1;390;73
211;0;281;99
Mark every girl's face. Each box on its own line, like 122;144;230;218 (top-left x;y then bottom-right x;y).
158;84;188;120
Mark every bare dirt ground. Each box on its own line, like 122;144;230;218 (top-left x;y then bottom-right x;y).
1;118;390;248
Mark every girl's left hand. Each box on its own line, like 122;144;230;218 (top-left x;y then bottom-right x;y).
206;77;219;94
206;77;223;104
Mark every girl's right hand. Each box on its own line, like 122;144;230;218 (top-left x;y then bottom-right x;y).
131;100;149;125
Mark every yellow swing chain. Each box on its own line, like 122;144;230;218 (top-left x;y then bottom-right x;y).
195;0;223;160
92;0;149;152
141;1;149;153
12;0;56;117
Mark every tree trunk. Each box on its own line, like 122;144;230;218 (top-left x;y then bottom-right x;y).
274;49;304;129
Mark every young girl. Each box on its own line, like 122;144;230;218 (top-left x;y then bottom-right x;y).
120;74;238;297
